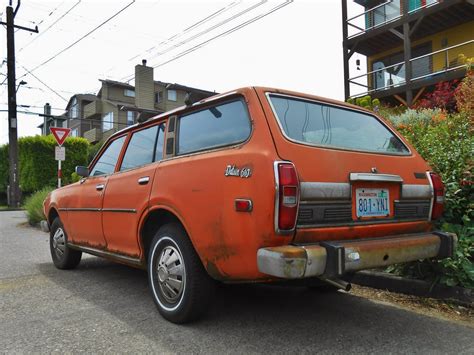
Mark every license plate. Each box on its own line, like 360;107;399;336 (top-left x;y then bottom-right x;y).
356;188;390;217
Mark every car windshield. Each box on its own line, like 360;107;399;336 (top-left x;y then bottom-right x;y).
268;94;409;155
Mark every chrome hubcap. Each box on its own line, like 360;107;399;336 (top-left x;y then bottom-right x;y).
52;228;66;258
156;245;185;304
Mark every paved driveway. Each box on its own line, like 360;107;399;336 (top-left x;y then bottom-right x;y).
1;211;473;353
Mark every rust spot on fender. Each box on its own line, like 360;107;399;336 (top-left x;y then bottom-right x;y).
206;261;230;281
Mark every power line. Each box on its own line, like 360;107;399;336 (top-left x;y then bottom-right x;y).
152;1;293;70
20;64;68;102
0;103;65;111
121;0;267;82
148;1;267;61
17;0;135;80
128;0;242;62
1;109;134;128
34;0;67;27
19;0;82;53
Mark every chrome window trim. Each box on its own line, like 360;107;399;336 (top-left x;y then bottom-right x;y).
265;92;412;156
273;160;300;235
349;173;403;183
158;140;252;162
142;91;240;128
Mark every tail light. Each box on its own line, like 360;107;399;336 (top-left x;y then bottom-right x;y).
428;172;444;220
275;162;299;233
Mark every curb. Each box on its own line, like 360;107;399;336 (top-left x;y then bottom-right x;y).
352;270;474;307
0;208;24;212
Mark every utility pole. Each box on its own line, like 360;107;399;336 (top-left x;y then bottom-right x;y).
1;1;38;207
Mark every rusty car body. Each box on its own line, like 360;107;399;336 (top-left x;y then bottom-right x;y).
42;87;456;323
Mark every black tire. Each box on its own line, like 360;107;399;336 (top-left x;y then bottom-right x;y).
50;217;82;269
148;223;215;324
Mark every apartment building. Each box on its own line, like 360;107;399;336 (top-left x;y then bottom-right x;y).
64;60;216;143
342;0;474;106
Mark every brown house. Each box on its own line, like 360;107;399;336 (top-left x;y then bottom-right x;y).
64;60;216;143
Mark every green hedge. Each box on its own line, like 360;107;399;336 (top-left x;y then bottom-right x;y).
0;135;89;195
386;111;474;288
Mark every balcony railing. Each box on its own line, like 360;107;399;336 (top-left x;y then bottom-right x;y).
348;40;473;97
347;0;440;38
83;100;102;119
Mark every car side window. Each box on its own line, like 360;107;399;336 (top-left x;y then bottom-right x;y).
177;99;251;155
120;125;158;171
155;123;166;161
90;136;126;177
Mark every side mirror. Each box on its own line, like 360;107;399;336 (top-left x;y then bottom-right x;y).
75;166;89;177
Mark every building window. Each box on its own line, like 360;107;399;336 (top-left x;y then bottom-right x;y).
69;97;78;119
124;89;135;97
71;128;78;137
155;91;163;103
102;112;114;132
167;89;177;102
127;111;135;125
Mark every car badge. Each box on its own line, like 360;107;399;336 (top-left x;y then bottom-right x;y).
225;165;252;178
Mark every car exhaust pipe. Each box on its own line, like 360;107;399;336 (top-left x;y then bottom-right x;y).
321;278;352;292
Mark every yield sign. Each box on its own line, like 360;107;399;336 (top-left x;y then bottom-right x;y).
50;127;71;146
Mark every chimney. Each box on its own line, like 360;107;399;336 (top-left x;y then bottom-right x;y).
43;103;51;135
135;59;154;110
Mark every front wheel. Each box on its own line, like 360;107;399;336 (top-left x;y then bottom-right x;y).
49;217;82;269
148;223;215;323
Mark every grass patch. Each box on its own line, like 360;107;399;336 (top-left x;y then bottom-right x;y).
23;187;53;225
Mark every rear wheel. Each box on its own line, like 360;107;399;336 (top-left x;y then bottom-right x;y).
49;217;82;269
148;223;215;323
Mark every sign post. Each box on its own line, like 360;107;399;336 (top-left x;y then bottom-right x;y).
50;127;71;188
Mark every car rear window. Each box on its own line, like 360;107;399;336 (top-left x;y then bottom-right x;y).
268;94;409;155
177;99;251;155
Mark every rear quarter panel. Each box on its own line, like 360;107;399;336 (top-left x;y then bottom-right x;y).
148;88;286;281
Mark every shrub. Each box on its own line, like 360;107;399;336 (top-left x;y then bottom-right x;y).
387;111;474;288
88;140;104;163
24;187;54;225
414;80;459;112
0;135;89;195
455;68;474;117
347;95;380;111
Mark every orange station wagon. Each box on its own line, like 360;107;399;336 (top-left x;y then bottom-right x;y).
42;87;456;323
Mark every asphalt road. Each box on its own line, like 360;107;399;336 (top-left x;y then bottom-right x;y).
1;211;473;354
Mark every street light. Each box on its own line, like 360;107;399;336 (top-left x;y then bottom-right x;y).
15;79;26;92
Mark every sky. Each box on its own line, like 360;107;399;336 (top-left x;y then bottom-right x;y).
0;0;365;144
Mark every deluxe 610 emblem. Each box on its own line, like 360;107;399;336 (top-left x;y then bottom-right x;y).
225;165;252;178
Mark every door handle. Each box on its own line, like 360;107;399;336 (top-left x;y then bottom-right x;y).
138;176;150;185
96;184;105;191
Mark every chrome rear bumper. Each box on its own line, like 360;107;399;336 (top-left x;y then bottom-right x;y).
257;232;457;279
